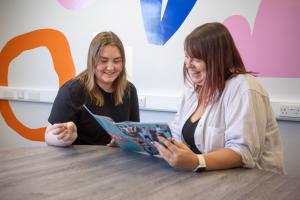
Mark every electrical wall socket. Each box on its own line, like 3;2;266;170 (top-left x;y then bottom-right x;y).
3;91;14;99
138;96;146;108
28;91;40;101
279;103;300;119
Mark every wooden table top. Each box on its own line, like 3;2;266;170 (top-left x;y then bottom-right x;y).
0;145;299;200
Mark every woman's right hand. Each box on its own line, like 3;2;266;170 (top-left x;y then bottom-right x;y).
45;122;78;146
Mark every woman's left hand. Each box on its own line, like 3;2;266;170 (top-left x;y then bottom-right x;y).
154;136;199;171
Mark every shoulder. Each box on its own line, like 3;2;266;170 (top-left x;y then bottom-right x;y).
182;85;197;102
127;81;136;90
59;78;83;90
57;78;85;99
127;81;138;95
225;74;269;97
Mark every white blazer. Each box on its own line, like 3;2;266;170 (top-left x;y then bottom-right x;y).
170;74;285;174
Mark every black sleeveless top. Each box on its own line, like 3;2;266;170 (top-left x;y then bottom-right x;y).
182;117;202;154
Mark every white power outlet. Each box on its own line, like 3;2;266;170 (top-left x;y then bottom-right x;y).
279;103;300;119
27;91;40;101
138;96;146;108
3;91;14;99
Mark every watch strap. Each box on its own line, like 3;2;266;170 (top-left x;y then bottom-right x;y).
193;154;206;172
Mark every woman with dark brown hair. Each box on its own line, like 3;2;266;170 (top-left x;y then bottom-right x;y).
45;31;139;146
155;22;284;174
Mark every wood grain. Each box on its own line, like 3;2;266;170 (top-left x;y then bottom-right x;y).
0;145;299;200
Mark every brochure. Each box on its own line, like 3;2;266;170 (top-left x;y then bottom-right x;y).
83;105;172;155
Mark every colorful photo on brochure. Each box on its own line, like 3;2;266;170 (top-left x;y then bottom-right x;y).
83;105;172;155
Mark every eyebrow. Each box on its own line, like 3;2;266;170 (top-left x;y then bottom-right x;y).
100;56;122;60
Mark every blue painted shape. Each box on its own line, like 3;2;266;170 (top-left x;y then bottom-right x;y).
140;0;197;45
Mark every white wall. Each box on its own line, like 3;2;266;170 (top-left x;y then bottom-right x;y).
0;0;299;176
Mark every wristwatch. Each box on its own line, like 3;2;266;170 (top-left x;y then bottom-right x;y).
193;154;206;172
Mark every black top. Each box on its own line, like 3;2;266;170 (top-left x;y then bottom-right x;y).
48;78;140;145
182;117;201;154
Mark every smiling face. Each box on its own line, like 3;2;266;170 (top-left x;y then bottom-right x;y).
184;53;206;87
94;45;123;92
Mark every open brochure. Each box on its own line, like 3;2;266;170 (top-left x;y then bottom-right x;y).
83;105;172;155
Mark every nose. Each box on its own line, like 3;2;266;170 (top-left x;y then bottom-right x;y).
106;61;114;70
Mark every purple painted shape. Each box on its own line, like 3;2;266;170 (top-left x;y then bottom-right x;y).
57;0;95;10
224;0;300;77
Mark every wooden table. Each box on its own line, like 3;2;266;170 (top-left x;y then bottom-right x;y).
0;145;299;200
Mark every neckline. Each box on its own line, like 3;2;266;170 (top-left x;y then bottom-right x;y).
189;117;200;124
97;84;113;95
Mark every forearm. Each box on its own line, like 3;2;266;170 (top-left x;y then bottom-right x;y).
203;148;242;171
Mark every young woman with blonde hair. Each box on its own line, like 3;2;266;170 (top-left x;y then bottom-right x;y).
45;32;139;146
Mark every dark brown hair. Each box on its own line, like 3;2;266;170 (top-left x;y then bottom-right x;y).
184;22;250;103
77;31;128;106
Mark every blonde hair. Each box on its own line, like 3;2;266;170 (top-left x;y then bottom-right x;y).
77;31;128;106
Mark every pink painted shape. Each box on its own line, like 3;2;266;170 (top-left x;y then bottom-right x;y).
57;0;95;10
224;0;300;77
